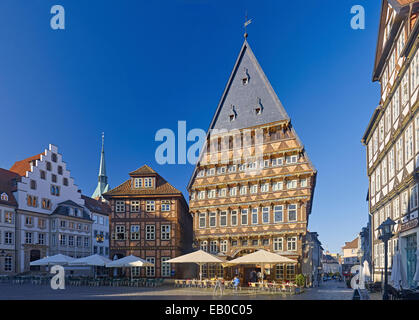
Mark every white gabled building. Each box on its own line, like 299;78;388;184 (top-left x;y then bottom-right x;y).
9;144;93;273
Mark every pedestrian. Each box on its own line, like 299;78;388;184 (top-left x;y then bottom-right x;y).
257;271;262;282
233;276;240;293
213;275;223;296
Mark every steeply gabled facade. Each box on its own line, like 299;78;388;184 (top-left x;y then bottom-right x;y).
188;39;317;283
362;0;419;287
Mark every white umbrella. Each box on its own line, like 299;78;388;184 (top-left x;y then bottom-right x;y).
413;249;419;283
391;250;407;290
69;254;112;278
30;254;75;266
106;255;154;281
69;254;111;266
227;249;296;282
166;250;223;281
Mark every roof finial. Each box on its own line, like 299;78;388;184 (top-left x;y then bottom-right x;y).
244;11;252;39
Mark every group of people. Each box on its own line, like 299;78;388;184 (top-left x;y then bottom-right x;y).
213;275;241;295
249;269;266;283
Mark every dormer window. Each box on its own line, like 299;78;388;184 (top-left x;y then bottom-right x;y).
242;77;248;85
0;193;8;201
255;98;263;115
229;105;237;122
255;107;261;115
242;68;249;85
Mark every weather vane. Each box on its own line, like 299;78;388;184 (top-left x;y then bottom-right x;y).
244;11;252;39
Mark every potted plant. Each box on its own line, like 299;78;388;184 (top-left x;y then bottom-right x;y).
295;274;306;294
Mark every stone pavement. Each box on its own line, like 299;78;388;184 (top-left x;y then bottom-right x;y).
0;279;360;300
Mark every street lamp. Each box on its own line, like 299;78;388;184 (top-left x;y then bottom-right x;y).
378;217;396;300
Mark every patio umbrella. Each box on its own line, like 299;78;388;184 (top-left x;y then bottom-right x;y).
106;255;154;281
413;249;419;283
30;254;75;266
390;250;407;290
69;254;112;278
227;249;296;282
166;250;223;281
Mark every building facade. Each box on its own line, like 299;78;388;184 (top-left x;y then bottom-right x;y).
188;38;317;283
104;165;192;278
82;195;110;257
362;0;419;287
341;238;360;274
301;232;323;287
9;144;93;272
0;169;20;275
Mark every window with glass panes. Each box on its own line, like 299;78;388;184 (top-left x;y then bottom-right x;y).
262;207;269;224
200;241;207;252
272;181;283;191
131;225;140;240
274;205;283;223
146;201;155;212
251;208;258;225
275;265;284;280
209;212;216;227
286;265;296;280
394;197;400;219
161;201;171;211
273;238;283;251
161;225;170;240
220;211;227;226
146;225;155;240
161;257;171;277
131;201;140;212
231;210;238;226
115;201;125;212
116;225;125;240
144;178;153;188
410;185;418;210
405;124;413;160
146;257;155;277
209;241;218;253
287;237;297;251
288;204;297;222
220;240;228;252
241;209;248;225
199;213;206;228
134;178;142;188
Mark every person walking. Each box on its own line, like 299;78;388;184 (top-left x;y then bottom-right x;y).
233;276;240;293
213;275;223;296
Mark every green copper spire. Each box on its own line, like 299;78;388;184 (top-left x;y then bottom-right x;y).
92;132;110;199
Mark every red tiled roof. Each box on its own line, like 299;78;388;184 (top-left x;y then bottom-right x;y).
129;165;157;176
81;195;111;215
342;238;359;250
10;153;43;177
104;165;182;197
0;168;20;206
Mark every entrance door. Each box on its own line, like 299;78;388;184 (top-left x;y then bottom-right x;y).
405;234;417;288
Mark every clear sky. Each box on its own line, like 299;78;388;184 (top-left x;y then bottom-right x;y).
0;0;382;253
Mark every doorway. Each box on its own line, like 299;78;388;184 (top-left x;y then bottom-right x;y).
29;250;41;271
405;233;417;288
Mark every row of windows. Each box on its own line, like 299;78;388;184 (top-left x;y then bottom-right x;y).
373;238;399;269
369;46;419;164
53;234;90;247
192;180;307;200
24;232;47;245
92;215;108;226
373;184;418;228
198;205;298;228
24;216;47;229
32;173;68;189
133;177;155;189
370;117;419;197
114;224;171;241
54;219;90;232
115;200;171;213
131;257;171;277
197;156;299;178
93;246;109;255
0;211;14;224
200;237;298;253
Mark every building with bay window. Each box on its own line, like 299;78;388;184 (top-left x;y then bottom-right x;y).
103;165;192;278
188;36;317;284
362;0;419;287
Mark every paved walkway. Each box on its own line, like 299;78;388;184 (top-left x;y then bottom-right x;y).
0;279;358;300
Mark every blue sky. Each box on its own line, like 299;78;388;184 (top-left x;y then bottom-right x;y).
0;0;381;253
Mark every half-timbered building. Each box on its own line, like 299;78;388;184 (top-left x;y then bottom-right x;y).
104;165;192;278
188;37;317;284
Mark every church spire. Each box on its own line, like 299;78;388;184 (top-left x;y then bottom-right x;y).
92;132;110;199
